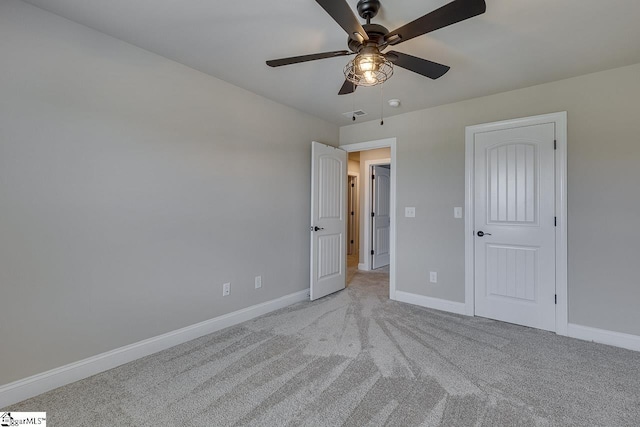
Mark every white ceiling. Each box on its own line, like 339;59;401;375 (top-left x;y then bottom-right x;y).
23;0;640;125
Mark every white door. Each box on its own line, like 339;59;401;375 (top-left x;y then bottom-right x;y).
474;123;556;331
371;165;390;269
310;141;347;301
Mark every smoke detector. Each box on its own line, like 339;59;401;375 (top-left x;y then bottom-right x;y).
388;99;401;108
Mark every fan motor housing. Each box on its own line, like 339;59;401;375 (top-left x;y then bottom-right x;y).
348;23;389;52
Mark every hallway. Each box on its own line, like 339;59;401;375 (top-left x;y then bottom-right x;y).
347;254;389;289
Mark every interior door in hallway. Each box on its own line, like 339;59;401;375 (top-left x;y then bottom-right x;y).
474;123;556;331
371;165;390;269
310;141;347;301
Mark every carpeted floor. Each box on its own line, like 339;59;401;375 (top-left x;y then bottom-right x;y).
6;268;640;426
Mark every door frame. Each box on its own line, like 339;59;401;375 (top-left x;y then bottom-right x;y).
365;160;391;270
342;138;397;300
464;112;568;335
347;172;359;257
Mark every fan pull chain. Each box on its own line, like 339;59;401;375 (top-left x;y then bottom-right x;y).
352;85;356;121
380;82;384;126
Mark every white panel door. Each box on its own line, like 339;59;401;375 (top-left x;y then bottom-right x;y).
371;165;390;269
310;142;347;301
474;123;556;331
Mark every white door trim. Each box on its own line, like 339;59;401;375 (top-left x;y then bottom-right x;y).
464;112;568;335
341;138;397;300
365;160;391;270
347;172;360;257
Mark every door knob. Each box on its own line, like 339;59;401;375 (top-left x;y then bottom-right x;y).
477;231;492;237
311;226;324;231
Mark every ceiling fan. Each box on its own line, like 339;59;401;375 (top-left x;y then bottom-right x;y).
266;0;486;95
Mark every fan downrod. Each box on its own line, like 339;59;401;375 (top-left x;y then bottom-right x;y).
357;0;381;21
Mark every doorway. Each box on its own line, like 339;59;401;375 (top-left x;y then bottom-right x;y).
465;113;568;334
342;138;397;299
309;139;397;301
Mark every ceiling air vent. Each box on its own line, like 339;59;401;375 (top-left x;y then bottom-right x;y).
342;110;367;119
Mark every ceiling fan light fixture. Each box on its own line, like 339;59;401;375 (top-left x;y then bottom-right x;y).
266;0;486;95
344;51;393;87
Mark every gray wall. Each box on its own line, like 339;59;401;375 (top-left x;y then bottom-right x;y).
340;62;640;337
0;0;338;385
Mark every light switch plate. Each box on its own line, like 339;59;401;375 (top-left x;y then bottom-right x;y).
429;272;438;283
454;207;463;218
405;207;416;218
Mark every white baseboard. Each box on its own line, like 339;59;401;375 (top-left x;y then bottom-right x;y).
357;263;369;271
0;289;308;409
394;291;467;316
567;323;640;352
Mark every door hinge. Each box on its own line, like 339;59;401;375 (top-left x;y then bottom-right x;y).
371;250;375;255
351;239;354;244
554;140;557;150
351;211;354;216
351;183;355;187
371;212;375;217
554;216;557;227
555;294;557;304
372;175;375;180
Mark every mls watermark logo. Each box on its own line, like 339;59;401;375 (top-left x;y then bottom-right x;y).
1;412;46;426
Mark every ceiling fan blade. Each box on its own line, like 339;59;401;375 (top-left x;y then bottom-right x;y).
338;79;356;95
385;51;450;79
384;0;486;46
316;0;368;42
266;50;351;67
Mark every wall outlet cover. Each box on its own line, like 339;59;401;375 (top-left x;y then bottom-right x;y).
429;272;437;283
405;207;416;218
255;276;262;289
223;282;230;296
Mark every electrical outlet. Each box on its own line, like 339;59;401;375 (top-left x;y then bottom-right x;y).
222;282;230;296
454;207;463;218
255;276;262;289
429;272;438;283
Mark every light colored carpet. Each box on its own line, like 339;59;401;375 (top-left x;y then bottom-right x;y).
6;269;640;426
